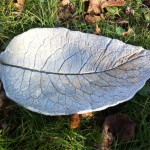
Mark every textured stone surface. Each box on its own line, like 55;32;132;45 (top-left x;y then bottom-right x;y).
0;28;150;115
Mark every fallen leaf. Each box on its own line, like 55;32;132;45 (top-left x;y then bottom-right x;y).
8;0;25;12
116;18;129;24
117;121;136;141
116;27;134;36
122;28;134;36
59;1;76;22
87;0;126;14
80;112;93;118
94;24;101;35
61;0;70;6
100;123;114;150
16;0;25;5
86;0;126;23
85;14;102;23
99;114;136;149
101;0;126;9
70;112;93;128
13;0;25;11
87;0;102;14
70;114;81;129
103;114;136;141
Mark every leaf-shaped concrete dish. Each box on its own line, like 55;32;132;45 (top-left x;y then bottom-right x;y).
0;28;150;115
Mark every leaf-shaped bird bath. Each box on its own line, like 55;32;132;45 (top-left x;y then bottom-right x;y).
0;28;150;115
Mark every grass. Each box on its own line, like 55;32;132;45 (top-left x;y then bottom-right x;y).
0;0;150;149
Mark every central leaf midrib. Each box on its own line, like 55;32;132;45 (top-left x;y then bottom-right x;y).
0;54;144;76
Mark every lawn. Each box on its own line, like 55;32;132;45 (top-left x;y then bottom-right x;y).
0;0;150;150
